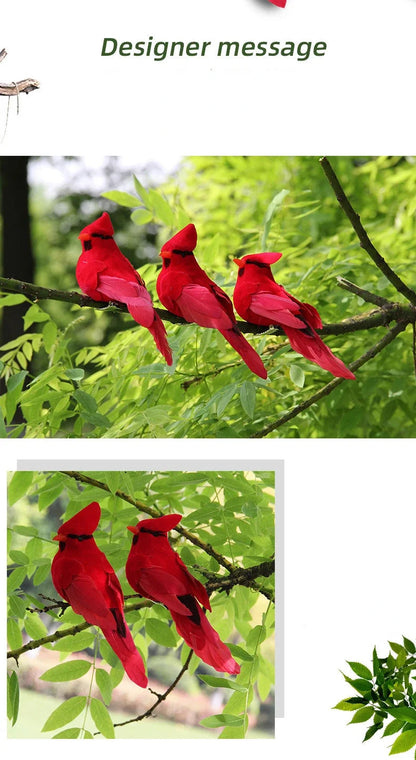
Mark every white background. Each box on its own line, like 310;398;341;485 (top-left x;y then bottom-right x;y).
0;0;416;153
2;0;416;756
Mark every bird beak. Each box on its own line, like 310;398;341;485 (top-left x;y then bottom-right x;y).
233;258;243;267
78;232;91;241
127;525;137;533
53;532;62;541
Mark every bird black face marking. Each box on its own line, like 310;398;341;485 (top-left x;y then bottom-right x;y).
173;249;194;257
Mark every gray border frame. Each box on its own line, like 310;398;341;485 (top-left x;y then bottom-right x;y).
16;458;283;718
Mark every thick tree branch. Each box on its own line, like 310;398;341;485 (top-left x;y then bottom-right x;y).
197;558;275;602
1;276;415;339
252;320;409;438
320;156;416;306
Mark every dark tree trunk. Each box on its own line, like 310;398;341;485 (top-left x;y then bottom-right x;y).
0;156;34;409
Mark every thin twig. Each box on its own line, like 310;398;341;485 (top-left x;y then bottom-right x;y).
112;649;194;729
252;320;409;438
320;157;416;306
336;277;392;307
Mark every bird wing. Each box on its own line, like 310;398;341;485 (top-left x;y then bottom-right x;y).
176;284;234;329
250;291;306;329
96;274;155;327
137;567;198;615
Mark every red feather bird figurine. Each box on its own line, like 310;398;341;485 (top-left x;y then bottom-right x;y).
156;224;267;379
126;513;240;675
76;212;172;365
233;252;355;379
51;501;148;687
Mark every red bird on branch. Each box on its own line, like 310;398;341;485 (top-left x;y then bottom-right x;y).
233;252;355;379
156;224;267;379
76;212;172;365
126;514;240;675
51;501;148;688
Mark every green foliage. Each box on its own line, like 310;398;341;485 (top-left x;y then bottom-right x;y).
7;469;275;738
1;156;416;438
335;637;416;755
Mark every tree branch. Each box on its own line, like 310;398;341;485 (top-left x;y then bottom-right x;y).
320;156;416;306
111;648;194;729
197;558;275;602
60;470;236;573
2;275;415;339
7;599;152;662
0;49;39;96
252;320;409;438
7;555;274;662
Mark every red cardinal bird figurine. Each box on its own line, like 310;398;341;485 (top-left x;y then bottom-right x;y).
156;224;267;379
126;514;240;675
51;501;148;688
76;212;172;365
233;252;355;379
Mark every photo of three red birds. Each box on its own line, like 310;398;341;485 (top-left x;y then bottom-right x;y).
77;211;355;381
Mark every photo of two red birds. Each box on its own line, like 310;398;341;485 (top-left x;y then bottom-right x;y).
76;212;355;382
51;501;240;688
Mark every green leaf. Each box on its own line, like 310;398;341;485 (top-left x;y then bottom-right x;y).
347;661;373;680
65;368;85;382
198;675;247;692
200;713;244;728
8;471;34;506
0;293;27;307
363;723;383;742
52;728;81;739
6;370;28;393
89;698;115;738
333;699;365;712
145;618;177;647
228;643;253;662
389;729;416;755
73;389;97;413
342;675;373;694
40;660;91;682
7;566;27;593
42;696;87;732
52;631;95;652
383;719;406;737
131;208;153;225
13;524;39;537
289;364;305;388
7;670;19;726
403;637;416;655
261;188;290;248
387;707;416;724
239;381;256;419
132;175;149;204
101;190;140;207
95;668;113;705
24;612;49;640
349;706;374;723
